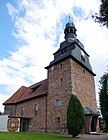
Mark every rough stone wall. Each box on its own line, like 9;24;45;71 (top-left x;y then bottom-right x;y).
4;96;47;133
47;59;72;133
70;59;97;111
47;58;97;133
4;57;97;134
4;105;16;116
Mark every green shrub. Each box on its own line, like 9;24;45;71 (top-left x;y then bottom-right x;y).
67;94;84;137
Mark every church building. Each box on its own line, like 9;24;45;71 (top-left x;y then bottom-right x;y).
3;21;99;134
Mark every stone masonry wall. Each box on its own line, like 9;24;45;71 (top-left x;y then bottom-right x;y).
4;105;16;116
4;57;97;134
70;59;97;111
4;96;47;133
47;58;97;133
47;59;72;133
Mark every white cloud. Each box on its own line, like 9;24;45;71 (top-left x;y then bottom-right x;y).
0;93;9;112
6;3;19;20
76;18;108;90
0;0;108;111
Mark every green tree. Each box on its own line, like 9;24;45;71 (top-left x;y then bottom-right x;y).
99;72;108;131
67;94;84;137
93;0;108;28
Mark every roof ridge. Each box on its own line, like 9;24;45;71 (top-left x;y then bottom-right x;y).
29;79;47;88
15;86;27;102
3;79;48;105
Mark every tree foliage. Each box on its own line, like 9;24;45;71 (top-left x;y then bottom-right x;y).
67;94;84;137
99;72;108;131
93;0;108;28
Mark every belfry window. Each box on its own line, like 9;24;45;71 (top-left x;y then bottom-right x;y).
70;28;72;32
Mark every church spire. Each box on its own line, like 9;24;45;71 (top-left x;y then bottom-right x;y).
64;18;77;40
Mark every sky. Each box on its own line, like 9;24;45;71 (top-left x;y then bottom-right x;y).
0;0;108;112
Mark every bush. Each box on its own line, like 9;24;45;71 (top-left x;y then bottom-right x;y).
67;94;84;137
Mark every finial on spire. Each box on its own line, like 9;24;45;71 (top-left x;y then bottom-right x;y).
64;15;77;39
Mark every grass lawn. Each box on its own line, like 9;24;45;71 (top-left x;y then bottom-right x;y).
0;132;77;140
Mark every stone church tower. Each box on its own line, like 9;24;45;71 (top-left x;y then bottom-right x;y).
46;21;98;133
3;20;99;134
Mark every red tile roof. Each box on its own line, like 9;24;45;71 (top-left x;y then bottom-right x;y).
3;79;48;105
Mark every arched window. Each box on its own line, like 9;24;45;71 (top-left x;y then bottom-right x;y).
21;107;25;117
55;99;61;107
57;117;60;123
35;104;39;115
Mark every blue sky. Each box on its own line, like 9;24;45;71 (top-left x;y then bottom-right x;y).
0;0;108;112
0;1;13;58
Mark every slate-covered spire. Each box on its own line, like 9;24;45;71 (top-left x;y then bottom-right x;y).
45;19;95;76
64;20;77;39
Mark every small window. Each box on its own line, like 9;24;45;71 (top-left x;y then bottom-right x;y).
61;78;63;83
81;50;85;57
35;104;39;115
55;99;61;107
57;117;60;123
21;107;25;117
83;69;85;74
81;55;85;62
81;50;85;62
60;64;62;69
